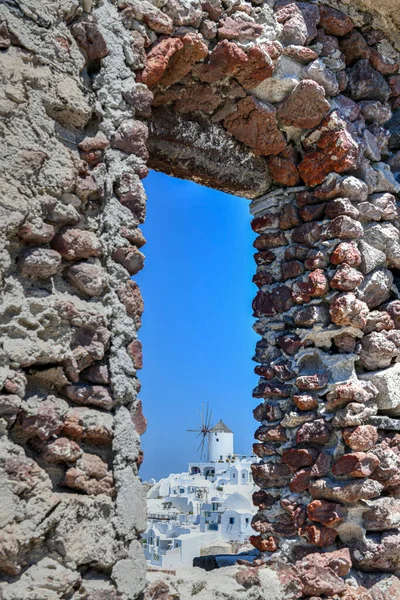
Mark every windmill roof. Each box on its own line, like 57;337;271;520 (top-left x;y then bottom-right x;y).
210;420;233;433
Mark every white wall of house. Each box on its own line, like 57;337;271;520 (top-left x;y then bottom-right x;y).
220;509;253;542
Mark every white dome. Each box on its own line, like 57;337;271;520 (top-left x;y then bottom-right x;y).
222;492;251;512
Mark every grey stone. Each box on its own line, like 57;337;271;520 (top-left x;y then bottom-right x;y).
347;59;390;102
112;541;147;600
363;498;400;531
362;223;400;269
47;496;116;571
359;101;392;125
252;56;302;104
1;558;80;600
360;332;399;370
369;415;400;430
363;129;381;162
372;162;400;193
356;268;393;308
360;363;400;415
304;59;339;96
387;109;400;150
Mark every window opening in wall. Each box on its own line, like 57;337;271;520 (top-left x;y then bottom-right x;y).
137;171;257;482
136;170;259;570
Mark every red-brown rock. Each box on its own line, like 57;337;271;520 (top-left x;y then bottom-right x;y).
254;250;276;266
195;39;247;83
19;396;67;441
389;75;400;97
121;0;173;34
235;44;276;89
18;248;62;279
112;246;145;275
254;231;287;250
342;426;378;451
279;202;301;230
249;535;278;552
325;197;359;220
282;260;304;281
334;332;357;354
309;478;383;504
71;21;109;61
235;568;260;589
118;280;144;328
292;222;322;247
319;5;353;36
218;14;263;42
82;364;110;385
267;154;300;187
271;285;294;313
255;424;286;443
301;524;338;547
64;384;114;410
300;203;326;223
310;452;332;478
223;96;286;156
298;112;359;187
277;80;330;129
323;215;363;240
326;381;377;411
339;30;370;66
290;469;311;493
330;293;369;328
252;490;276;509
307;499;347;527
369;48;399;76
282;448;318;468
127;339;143;370
116;173;146;223
296;419;332;444
174;83;224;114
138;37;183;88
131;400;147;436
276;333;301;355
298;548;352;576
158;33;209;88
64;453;114;496
332;452;379;477
123;83;154;117
66;263;107;297
283;45;318;64
293;394;319;411
252;271;274;288
330;263;364;291
252;291;275;318
296;374;329;391
291;269;329;304
42;437;82;463
18;221;55;244
251;462;292;488
111;120;149;160
330;241;362;267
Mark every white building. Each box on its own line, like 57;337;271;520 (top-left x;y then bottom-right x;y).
209;420;234;463
143;421;257;569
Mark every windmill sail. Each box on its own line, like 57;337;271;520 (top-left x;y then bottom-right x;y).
186;402;213;461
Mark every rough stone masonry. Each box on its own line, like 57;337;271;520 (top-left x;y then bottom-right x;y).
2;0;400;598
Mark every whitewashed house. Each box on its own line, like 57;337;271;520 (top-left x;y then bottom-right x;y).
143;420;257;568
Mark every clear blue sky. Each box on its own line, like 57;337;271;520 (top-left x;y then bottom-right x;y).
136;171;258;481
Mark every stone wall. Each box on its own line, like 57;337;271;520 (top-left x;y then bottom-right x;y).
0;0;147;597
2;0;400;598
